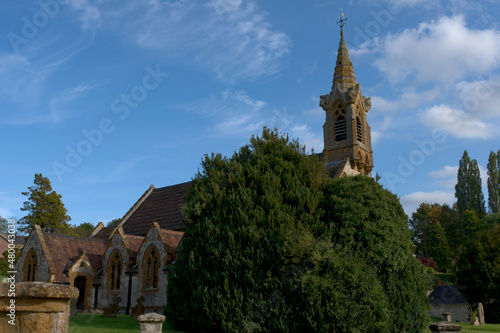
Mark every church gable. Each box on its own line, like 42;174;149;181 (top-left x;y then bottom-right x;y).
15;225;56;283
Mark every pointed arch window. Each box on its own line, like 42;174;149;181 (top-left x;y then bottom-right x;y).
356;117;363;142
109;251;122;291
23;249;37;282
335;116;347;141
143;246;159;290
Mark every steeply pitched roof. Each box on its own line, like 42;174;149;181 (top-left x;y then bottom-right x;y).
159;229;184;253
92;226;114;239
429;285;467;305
121;181;191;235
42;232;109;283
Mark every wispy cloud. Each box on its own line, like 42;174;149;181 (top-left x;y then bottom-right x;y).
77;156;151;185
90;0;291;82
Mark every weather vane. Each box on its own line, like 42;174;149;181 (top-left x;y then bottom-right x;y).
337;9;347;30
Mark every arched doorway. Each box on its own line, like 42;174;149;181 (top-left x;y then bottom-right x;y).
74;276;86;310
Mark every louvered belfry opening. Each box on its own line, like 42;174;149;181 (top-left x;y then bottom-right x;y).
356;117;362;142
335;116;347;141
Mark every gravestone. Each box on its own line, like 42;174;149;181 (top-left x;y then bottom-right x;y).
137;313;165;333
478;303;485;325
103;297;122;318
130;295;145;319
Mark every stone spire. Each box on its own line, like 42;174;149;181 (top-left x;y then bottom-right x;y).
332;29;357;90
319;13;373;177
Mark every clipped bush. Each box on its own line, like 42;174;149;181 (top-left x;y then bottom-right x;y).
166;128;429;332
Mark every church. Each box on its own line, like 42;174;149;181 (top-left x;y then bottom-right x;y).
14;25;373;314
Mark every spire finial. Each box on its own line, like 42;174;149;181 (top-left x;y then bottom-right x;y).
337;9;347;31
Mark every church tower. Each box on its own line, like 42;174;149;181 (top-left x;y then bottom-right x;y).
320;18;373;177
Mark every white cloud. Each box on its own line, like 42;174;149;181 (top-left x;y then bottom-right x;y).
455;76;500;119
420;104;494;139
430;165;458;189
372;16;500;84
400;190;455;216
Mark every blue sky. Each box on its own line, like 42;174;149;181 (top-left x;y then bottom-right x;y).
1;0;499;227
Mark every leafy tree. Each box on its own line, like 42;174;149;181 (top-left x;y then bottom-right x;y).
409;203;442;257
437;203;460;250
106;218;121;228
429;221;452;271
19;173;72;234
0;216;8;234
461;209;482;238
455;150;486;217
166;128;429;333
487;150;500;214
72;222;95;237
457;223;500;322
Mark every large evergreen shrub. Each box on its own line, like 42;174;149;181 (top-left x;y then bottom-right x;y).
165;128;429;332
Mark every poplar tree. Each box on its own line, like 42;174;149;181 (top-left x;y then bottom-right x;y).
487;150;500;214
455;151;485;217
19;173;72;234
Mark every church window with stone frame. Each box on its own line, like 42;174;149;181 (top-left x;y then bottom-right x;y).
23;248;37;282
143;245;159;291
356;117;363;142
108;251;122;291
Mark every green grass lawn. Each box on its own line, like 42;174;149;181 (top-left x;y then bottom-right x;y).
459;323;500;333
69;314;500;333
69;314;185;333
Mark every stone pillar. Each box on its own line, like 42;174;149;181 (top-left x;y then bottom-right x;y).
0;281;79;333
137;313;165;333
429;321;462;333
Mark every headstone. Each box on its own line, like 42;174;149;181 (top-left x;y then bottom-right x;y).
103;297;122;318
137;312;165;333
0;282;79;333
130;295;145;319
443;312;452;322
429;321;462;332
473;316;480;326
478;302;485;325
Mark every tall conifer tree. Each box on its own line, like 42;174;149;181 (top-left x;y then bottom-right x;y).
19;173;72;234
455;151;485;217
487;150;500;214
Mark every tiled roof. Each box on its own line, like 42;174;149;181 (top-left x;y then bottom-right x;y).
42;233;109;284
122;182;191;235
92;226;114;239
159;229;184;253
429;285;467;305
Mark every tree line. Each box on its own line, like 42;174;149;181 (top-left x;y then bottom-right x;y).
409;149;500;321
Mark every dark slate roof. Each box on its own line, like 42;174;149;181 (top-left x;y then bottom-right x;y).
122;182;191;236
42;233;109;284
429;285;467;305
